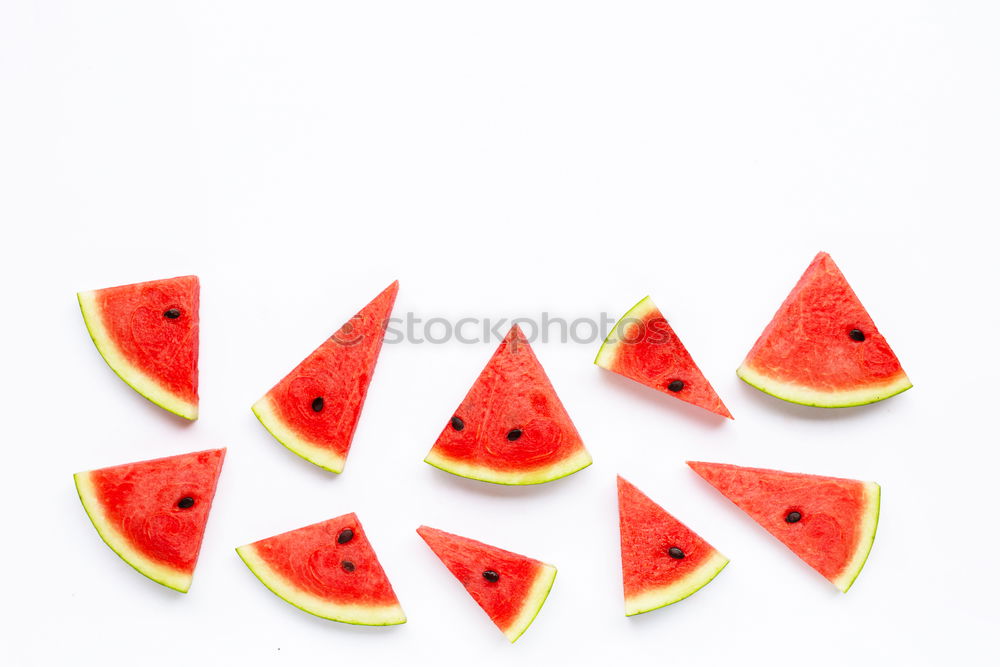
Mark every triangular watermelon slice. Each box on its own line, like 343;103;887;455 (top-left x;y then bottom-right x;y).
738;252;912;407
236;513;406;625
417;526;557;642
252;281;398;473
617;476;729;615
596;296;732;418
424;325;592;485
78;275;200;420
74;448;226;592
688;461;880;592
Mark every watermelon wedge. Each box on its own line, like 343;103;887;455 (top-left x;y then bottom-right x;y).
417;526;557;642
77;275;200;420
74;448;226;592
617;476;728;615
236;513;406;625
424;325;592;485
252;281;398;473
596;296;732;418
738;252;912;407
688;461;880;592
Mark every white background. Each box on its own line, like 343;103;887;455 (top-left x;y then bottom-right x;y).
2;2;998;666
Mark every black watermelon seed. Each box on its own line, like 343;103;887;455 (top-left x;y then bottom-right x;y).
337;529;354;545
163;308;181;319
311;397;324;412
341;560;356;572
177;497;195;509
849;329;865;342
667;380;685;392
507;429;523;441
451;416;465;431
785;511;802;523
668;547;685;559
483;569;500;582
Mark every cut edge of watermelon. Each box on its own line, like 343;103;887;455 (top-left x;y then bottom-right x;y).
423;448;593;486
737;361;913;408
77;290;198;420
235;543;407;626
832;481;881;593
503;563;558;643
74;471;193;593
624;550;729;616
251;396;346;473
593;295;658;367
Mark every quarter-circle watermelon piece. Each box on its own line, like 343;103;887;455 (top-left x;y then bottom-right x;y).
617;476;728;616
74;448;226;593
424;325;593;485
738;252;912;407
236;513;406;626
77;275;200;420
417;526;557;643
252;281;398;473
596;297;732;419
688;461;880;592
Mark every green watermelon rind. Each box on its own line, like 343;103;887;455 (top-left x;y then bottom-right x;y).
74;471;193;593
423;448;593;486
502;563;558;643
235;544;407;626
77;290;198;421
624;550;729;616
831;481;881;593
737;362;913;408
251;396;346;474
593;295;658;367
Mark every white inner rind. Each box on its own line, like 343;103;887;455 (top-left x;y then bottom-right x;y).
235;544;407;626
424;448;592;486
594;296;658;368
502;563;558;643
737;362;913;408
830;482;881;593
251;396;347;473
77;290;198;420
74;471;193;593
624;551;729;616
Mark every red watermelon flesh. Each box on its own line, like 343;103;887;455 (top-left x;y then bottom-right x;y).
74;448;226;592
596;297;732;418
424;325;592;485
617;476;728;615
417;526;557;642
738;252;911;407
688;461;880;592
236;513;406;625
252;281;398;473
77;275;199;420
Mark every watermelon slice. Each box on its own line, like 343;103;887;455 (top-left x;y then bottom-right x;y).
417;526;557;642
596;296;732;418
252;281;398;473
738;252;912;407
74;448;226;592
424;325;592;485
617;476;728;615
77;275;200;420
688;461;880;592
236;513;406;625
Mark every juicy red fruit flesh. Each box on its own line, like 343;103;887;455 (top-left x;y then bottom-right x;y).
429;326;588;474
742;252;908;394
248;515;400;606
93;275;200;405
89;449;225;572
